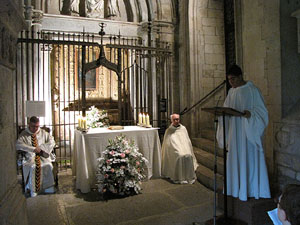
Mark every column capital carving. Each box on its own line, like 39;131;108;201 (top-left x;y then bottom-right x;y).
0;0;26;37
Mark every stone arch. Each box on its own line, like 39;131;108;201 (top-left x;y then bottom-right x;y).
33;0;175;24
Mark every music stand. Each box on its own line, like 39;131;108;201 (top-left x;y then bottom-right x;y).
202;107;245;225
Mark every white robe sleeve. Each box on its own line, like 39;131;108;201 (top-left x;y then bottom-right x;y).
39;130;56;154
244;85;268;151
16;135;35;152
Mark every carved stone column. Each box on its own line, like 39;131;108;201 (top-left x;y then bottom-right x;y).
0;1;29;225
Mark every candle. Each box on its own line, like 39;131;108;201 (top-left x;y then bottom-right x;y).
142;113;146;125
138;113;142;125
78;116;82;128
146;114;150;126
82;117;87;129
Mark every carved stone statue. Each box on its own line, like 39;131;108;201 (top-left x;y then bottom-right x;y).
86;0;104;18
107;0;117;17
70;0;80;15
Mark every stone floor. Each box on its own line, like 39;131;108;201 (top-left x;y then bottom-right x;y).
26;170;222;225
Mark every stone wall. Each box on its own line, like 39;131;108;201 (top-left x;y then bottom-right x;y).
274;120;300;190
272;0;300;190
0;1;28;224
240;0;300;190
281;1;300;118
179;0;225;136
238;0;281;185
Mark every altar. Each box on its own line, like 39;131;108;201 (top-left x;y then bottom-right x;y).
72;126;162;193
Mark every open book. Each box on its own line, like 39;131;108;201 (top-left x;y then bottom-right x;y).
202;107;244;117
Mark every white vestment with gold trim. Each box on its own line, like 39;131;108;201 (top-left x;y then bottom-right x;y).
16;128;56;195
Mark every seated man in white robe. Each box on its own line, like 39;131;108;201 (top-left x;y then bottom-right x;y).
16;116;56;197
161;114;199;184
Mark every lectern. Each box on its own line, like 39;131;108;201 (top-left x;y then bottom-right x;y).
202;107;245;225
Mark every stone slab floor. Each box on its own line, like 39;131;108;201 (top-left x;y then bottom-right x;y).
26;170;222;225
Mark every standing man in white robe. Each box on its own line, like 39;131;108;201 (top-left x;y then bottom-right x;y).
16;116;56;197
216;64;271;201
161;114;199;184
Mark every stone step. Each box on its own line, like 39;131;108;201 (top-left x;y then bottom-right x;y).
217;190;276;225
195;164;223;191
200;127;215;141
193;146;224;175
192;137;224;157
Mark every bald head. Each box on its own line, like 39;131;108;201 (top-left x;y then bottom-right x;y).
170;114;180;127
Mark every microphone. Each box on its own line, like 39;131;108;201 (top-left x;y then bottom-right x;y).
180;107;188;115
216;95;222;108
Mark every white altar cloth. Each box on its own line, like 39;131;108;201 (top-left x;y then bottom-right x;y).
72;126;162;193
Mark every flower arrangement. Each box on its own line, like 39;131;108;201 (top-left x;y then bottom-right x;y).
86;105;110;128
96;134;148;196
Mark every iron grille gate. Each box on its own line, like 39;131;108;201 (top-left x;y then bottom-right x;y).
16;29;172;171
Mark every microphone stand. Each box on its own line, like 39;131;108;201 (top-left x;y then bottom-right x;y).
212;110;218;225
213;96;221;225
204;108;246;225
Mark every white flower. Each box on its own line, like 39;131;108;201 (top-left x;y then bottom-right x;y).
95;134;147;196
87;105;110;128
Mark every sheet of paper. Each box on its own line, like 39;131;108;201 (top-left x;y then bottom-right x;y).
267;208;282;225
26;101;46;117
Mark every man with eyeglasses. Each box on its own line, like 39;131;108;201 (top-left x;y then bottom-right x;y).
16;116;56;197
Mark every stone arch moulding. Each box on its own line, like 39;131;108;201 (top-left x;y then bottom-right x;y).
37;0;175;23
145;0;175;23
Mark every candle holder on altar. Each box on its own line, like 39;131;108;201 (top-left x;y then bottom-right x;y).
77;116;88;132
76;126;88;133
137;112;152;128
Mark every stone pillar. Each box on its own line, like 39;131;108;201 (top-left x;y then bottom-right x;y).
0;1;29;225
179;0;225;136
274;121;300;190
177;0;190;128
291;9;300;53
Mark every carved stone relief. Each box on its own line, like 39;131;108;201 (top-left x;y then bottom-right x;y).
85;0;119;19
86;0;104;18
107;0;118;17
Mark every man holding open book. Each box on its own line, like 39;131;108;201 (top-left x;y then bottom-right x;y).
216;64;271;201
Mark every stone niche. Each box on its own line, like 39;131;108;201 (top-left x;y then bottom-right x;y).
274;8;300;189
291;9;300;53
